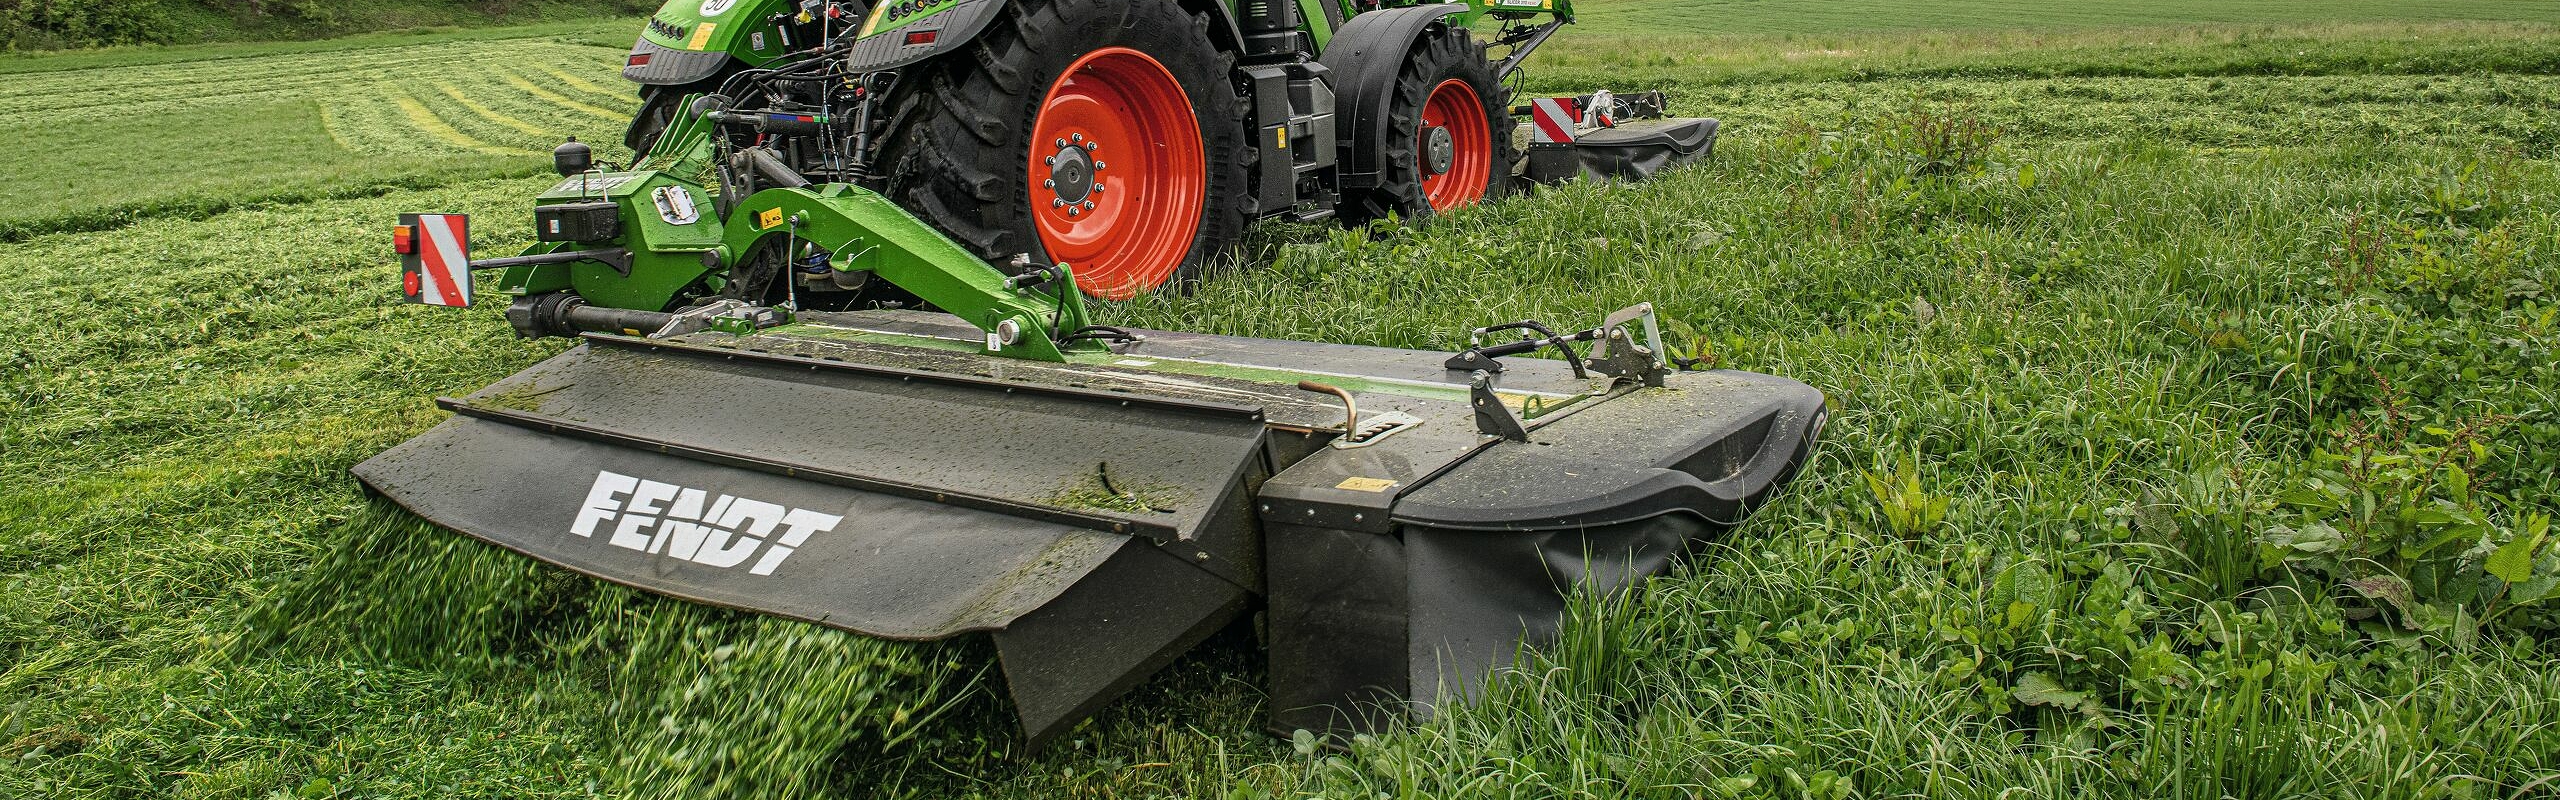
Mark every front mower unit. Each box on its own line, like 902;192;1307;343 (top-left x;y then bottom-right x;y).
358;307;1821;744
369;0;1800;742
1523;90;1720;186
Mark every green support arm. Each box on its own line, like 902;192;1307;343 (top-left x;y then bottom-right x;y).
724;184;1101;362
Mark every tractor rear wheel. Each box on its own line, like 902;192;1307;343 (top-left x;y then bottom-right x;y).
872;0;1252;299
1338;26;1514;225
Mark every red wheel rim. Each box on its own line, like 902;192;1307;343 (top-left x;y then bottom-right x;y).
1028;47;1205;299
1417;78;1491;212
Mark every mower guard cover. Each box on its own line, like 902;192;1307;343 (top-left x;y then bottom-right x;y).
354;333;1269;743
1525;117;1720;186
353;311;1825;744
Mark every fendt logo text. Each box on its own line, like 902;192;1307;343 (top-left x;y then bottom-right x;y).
571;470;844;576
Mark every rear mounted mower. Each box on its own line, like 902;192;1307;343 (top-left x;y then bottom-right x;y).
362;0;1812;747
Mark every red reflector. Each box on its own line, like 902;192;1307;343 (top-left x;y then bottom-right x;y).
904;29;938;45
404;270;420;296
628;53;652;66
393;224;415;254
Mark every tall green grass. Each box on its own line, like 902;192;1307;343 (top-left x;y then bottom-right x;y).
3;17;2557;800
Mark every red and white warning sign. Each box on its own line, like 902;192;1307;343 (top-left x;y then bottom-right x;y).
1529;97;1580;144
397;213;473;307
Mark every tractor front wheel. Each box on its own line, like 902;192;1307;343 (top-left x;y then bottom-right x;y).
873;0;1252;299
1338;25;1515;225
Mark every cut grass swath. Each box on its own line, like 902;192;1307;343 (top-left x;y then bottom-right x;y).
240;500;979;800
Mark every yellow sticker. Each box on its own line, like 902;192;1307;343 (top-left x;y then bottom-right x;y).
688;22;717;50
755;207;784;229
1275;127;1288;150
1335;477;1397;492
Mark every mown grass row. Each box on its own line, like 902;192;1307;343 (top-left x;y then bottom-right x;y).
0;37;633;242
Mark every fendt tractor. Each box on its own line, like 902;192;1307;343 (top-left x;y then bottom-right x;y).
365;0;1815;747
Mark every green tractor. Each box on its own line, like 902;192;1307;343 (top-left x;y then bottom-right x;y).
608;0;1683;299
373;0;1772;747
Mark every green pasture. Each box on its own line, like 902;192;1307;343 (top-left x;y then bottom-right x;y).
1563;0;2560;35
3;8;2557;800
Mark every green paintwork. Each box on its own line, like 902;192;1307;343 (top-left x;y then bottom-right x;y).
778;322;1584;408
509;171;726;312
1295;0;1336;48
637;93;721;172
642;0;800;65
1455;0;1568;26
724;184;1102;361
855;0;964;37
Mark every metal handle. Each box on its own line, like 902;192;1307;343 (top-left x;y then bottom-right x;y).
1297;380;1358;433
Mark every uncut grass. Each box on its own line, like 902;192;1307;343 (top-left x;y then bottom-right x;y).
0;178;976;797
5;24;2558;800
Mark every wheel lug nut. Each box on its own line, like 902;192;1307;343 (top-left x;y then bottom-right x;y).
1070;133;1082;143
1092;183;1104;193
1055;138;1066;147
1067;206;1080;217
1052;198;1065;208
1043;179;1055;188
1095;161;1106;170
1082;199;1094;210
1045;156;1055;165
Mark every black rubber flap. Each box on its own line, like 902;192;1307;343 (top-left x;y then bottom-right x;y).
352;337;1270;640
1391;369;1824;532
1577;117;1718;152
1402;515;1707;715
1525;117;1719;185
358;417;1127;639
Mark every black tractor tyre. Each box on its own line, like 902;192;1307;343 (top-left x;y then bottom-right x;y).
869;0;1254;296
1337;26;1515;226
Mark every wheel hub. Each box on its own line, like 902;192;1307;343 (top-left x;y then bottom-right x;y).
1025;46;1205;298
1423;126;1456;176
1045;136;1099;208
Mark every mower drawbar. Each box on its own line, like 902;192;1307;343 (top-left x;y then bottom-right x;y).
353;309;1823;745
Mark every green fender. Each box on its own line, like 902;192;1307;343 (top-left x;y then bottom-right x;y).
626;0;807;84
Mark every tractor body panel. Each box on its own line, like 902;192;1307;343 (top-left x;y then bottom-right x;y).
626;0;806;83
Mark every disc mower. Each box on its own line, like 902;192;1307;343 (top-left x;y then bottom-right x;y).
365;0;1818;746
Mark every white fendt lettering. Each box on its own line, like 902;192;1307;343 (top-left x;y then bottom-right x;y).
571;470;843;575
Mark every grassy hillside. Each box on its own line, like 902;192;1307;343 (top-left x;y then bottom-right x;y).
0;22;639;242
3;10;2558;800
1565;0;2560;35
1;0;643;50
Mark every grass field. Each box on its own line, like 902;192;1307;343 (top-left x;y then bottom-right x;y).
4;7;2559;800
1563;0;2560;35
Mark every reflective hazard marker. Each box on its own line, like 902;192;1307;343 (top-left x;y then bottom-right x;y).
1529;97;1579;144
400;213;473;307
